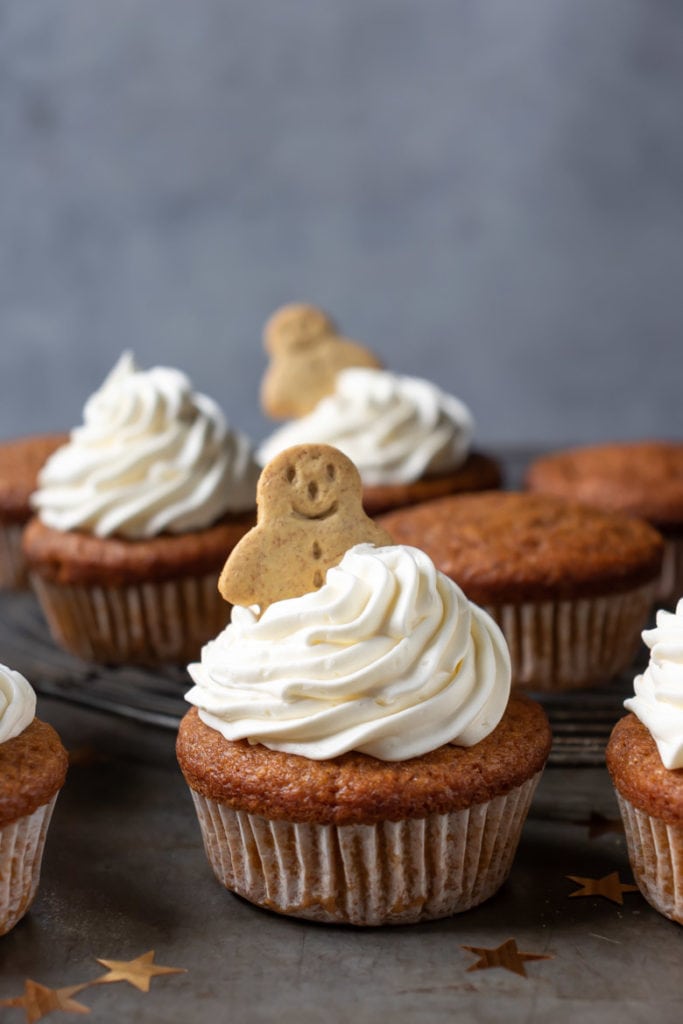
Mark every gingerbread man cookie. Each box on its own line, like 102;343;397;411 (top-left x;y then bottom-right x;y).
218;444;394;611
260;303;382;419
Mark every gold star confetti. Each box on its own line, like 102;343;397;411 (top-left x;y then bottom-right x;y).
567;871;639;905
91;950;186;993
461;938;554;978
585;812;625;840
0;980;90;1023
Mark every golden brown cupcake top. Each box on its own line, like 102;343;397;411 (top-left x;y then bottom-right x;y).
607;713;683;824
0;434;68;523
378;491;664;603
526;442;683;532
0;718;68;826
177;697;551;826
22;511;255;587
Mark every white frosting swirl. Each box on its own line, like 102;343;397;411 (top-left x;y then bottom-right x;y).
257;368;474;485
186;543;510;761
625;598;683;769
32;352;259;539
0;664;36;744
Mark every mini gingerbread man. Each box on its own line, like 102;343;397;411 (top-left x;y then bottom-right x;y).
218;444;394;611
260;303;382;419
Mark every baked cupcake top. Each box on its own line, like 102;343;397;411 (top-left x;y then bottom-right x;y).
624;599;683;770
378;491;664;603
257;367;474;486
526;442;683;531
187;542;511;761
0;665;68;826
31;352;259;540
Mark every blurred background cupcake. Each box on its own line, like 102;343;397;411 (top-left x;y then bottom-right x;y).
606;598;683;924
258;302;501;514
0;664;68;936
527;441;683;604
0;434;67;589
23;352;260;665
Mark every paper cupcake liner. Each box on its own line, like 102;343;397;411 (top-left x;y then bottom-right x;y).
616;793;683;924
484;582;656;691
30;572;231;665
0;796;58;936
0;521;29;589
659;536;683;605
188;771;541;926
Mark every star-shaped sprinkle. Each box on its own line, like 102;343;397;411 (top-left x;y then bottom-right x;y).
92;950;186;993
585;812;625;840
0;980;90;1023
461;938;554;978
567;871;639;905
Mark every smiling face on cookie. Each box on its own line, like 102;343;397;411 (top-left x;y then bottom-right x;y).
259;446;358;521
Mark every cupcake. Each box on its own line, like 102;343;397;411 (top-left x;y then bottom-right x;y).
378;491;664;691
606;599;683;924
526;442;683;603
0;664;68;935
258;302;501;514
0;433;67;588
176;444;551;925
23;352;260;665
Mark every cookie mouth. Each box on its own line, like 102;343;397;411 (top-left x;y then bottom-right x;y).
291;502;338;521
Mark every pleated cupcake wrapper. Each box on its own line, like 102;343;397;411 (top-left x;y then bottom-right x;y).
0;521;29;589
616;792;683;925
189;771;541;926
30;572;231;665
0;796;58;936
484;581;657;691
659;536;683;605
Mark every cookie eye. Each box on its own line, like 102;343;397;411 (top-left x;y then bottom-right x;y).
313;570;323;588
308;481;318;499
326;464;335;480
286;466;296;483
312;541;321;559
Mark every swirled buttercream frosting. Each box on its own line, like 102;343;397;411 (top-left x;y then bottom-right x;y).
32;352;259;539
186;543;511;761
257;368;474;486
625;598;683;769
0;664;36;744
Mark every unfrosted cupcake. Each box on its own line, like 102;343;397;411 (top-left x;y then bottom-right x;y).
23;353;259;664
379;492;663;691
607;599;683;924
0;664;68;935
0;433;67;588
258;366;501;514
526;442;683;603
177;450;551;926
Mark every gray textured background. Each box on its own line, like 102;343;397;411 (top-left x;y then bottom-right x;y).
1;0;682;449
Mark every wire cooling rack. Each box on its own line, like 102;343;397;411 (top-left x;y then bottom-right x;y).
0;589;641;766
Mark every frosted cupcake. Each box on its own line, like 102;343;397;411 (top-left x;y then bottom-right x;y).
23;353;260;664
177;444;551;925
0;665;68;935
258;366;501;515
607;599;683;924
